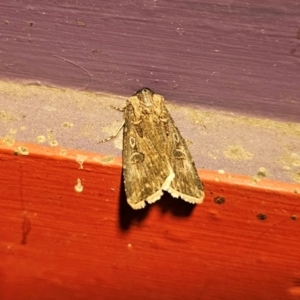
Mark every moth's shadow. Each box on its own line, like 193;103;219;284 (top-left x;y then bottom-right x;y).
156;194;196;216
118;175;196;230
118;177;150;230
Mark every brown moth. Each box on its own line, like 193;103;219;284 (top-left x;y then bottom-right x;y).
102;88;205;209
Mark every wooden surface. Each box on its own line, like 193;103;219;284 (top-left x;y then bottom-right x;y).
1;0;300;121
1;81;300;184
1;1;300;298
1;141;300;300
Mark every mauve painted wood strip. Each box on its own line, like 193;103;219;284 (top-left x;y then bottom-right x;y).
1;1;299;121
1;81;299;184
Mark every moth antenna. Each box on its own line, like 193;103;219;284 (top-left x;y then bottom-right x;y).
53;55;92;91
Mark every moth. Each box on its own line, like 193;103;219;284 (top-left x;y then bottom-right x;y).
102;88;205;209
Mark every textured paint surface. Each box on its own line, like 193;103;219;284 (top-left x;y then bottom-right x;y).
0;1;300;121
1;1;300;298
1;81;300;184
0;142;300;300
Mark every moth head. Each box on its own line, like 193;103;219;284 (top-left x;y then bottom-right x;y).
135;87;154;95
135;88;154;107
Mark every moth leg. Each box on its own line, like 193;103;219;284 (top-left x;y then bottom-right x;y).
110;105;125;112
98;120;125;143
184;139;193;144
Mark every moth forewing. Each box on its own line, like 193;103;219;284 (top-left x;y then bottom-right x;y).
166;113;204;203
123;92;173;209
122;88;204;209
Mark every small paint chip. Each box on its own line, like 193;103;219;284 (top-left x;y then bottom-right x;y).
10;128;17;134
0;110;16;122
218;169;225;174
2;136;15;146
257;167;267;178
291;215;297;221
47;129;55;139
16;146;29;156
76;19;86;26
75;178;84;193
250;176;261;183
224;145;253;161
101;155;114;164
21;217;31;244
60;149;67;155
214;196;226;205
37;135;46;143
76;155;87;169
257;213;267;221
62;122;74;129
49;140;58;147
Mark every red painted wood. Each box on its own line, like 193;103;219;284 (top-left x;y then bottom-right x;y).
0;141;300;300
